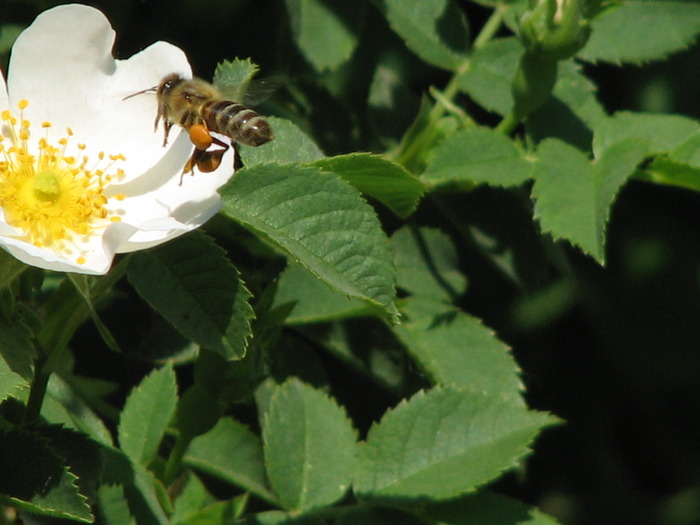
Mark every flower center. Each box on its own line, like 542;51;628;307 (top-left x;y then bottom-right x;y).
0;100;126;264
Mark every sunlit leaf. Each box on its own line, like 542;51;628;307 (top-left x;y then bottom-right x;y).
263;379;357;511
185;418;278;505
220;164;399;321
354;387;557;500
579;2;700;64
118;365;177;467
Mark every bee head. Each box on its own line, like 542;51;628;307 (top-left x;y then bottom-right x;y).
122;73;187;101
158;74;187;96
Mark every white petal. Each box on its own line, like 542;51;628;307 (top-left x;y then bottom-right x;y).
0;71;9;112
0;4;238;274
105;131;236;252
0;219;136;275
8;5;193;181
7;5;117;130
89;42;192;182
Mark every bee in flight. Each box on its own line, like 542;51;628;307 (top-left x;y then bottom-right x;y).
125;74;274;182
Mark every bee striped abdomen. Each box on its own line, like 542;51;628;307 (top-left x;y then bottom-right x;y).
202;100;273;147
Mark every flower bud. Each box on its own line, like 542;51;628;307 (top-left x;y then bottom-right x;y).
519;0;591;61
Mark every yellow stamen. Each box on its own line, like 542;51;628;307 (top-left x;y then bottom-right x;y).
0;100;127;264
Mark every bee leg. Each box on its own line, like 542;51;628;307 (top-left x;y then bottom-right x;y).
161;120;173;147
180;149;202;185
210;136;228;149
233;143;242;171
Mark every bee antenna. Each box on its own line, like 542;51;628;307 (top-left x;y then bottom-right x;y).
122;86;158;101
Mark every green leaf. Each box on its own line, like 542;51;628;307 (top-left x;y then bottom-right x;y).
579;2;700;64
424;490;561;524
263;378;357;511
176;384;223;441
185;418;278;505
299;319;410;394
171;473;246;525
171;472;214;524
0;248;26;289
0;306;35;380
423;127;533;188
97;485;135;525
239;116;325;166
313;153;426;218
220;163;399;321
457;38;521;116
236;511;325;525
670;130;700;167
458;40;606;147
123;463;170;525
354;387;557;500
118;365;177;466
285;0;363;71
368;59;421;143
273;262;369;324
391;226;467;301
29;425;104;502
593;112;700;159
532;138;648;263
639;156;700;193
0;353;26;403
212;58;260;101
178;498;244;525
525;60;607;151
375;0;469;70
335;506;427;525
43;375;113;446
394;297;523;403
0;429;93;522
128;231;255;360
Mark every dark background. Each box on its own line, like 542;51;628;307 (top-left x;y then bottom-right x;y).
3;1;700;524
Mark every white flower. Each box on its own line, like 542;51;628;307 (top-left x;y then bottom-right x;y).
0;4;235;274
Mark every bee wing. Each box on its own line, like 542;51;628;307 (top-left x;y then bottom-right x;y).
213;78;279;107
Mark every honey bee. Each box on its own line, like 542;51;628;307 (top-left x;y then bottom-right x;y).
125;74;274;181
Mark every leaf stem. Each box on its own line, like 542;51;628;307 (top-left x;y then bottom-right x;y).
427;7;506;126
496;111;521;135
163;432;191;486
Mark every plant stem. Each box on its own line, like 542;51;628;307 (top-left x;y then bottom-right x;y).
496;111;520;134
427;7;506;125
24;353;50;423
24;258;130;423
163;432;191;486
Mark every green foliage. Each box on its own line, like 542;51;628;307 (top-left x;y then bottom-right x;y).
285;0;364;72
118;365;177;467
128;231;255;360
219;163;399;321
354;388;555;500
3;1;700;524
579;1;700;63
263;379;357;511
